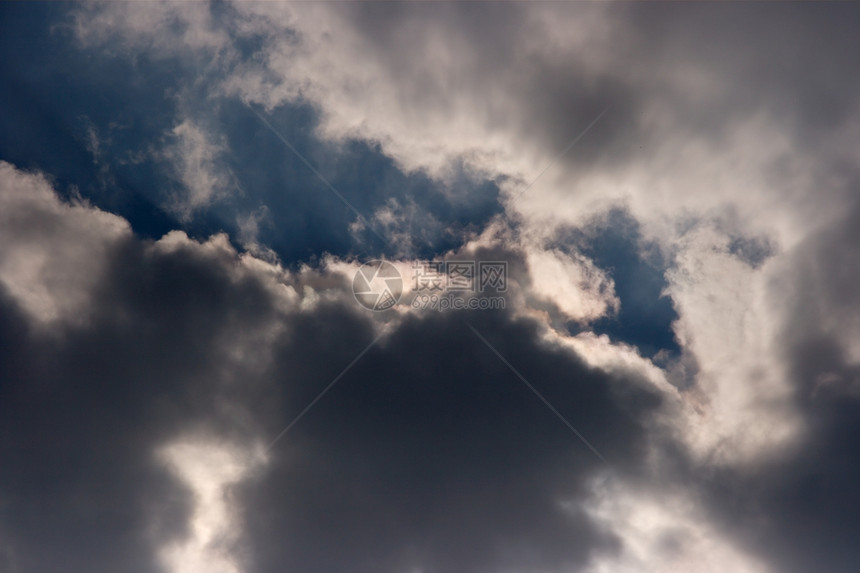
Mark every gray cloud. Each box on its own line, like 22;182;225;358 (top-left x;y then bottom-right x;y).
239;309;666;573
4;2;860;572
0;235;279;572
0;166;670;573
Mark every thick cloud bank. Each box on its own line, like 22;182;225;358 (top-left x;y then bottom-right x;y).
2;2;860;572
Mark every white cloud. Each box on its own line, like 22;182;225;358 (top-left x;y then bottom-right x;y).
157;437;267;573
664;224;802;464
164;120;238;219
0;161;130;325
0;161;347;332
525;247;618;323
582;478;772;573
73;1;228;56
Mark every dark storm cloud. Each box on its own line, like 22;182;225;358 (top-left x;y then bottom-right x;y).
0;219;288;570
0;251;261;572
0;171;668;573
240;308;664;573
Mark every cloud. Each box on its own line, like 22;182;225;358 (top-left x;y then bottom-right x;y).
157;438;267;573
237;308;669;573
663;223;802;463
73;1;228;56
584;479;772;573
7;2;860;572
162;119;239;220
0;161;130;325
67;1;860;247
0;163;293;573
0;162;676;573
524;247;618;324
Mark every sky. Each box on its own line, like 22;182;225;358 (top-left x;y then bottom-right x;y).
1;2;859;572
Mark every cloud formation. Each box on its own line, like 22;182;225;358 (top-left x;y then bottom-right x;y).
3;2;860;573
